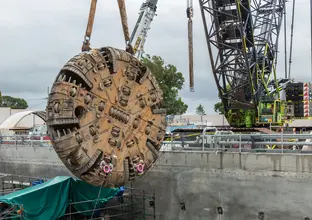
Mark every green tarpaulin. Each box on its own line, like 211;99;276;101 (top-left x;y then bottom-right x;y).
0;176;119;220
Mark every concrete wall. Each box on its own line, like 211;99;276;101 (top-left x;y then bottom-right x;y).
0;146;71;178
1;146;312;220
134;152;312;220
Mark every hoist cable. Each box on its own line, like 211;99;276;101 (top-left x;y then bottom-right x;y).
82;0;98;52
90;180;105;219
188;19;194;92
187;0;194;92
283;3;288;79
288;0;296;79
310;0;312;81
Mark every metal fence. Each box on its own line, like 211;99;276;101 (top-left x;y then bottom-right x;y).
161;133;312;154
0;134;52;147
0;174;47;196
2;132;312;154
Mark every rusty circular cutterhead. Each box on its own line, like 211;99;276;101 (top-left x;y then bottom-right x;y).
46;47;166;187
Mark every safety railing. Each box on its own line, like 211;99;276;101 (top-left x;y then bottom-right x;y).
0;174;47;196
2;133;312;154
0;134;52;147
162;133;312;154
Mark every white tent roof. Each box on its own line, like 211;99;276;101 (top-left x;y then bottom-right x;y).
0;110;36;129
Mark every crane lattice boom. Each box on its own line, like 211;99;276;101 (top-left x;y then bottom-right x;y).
130;0;158;58
199;0;286;126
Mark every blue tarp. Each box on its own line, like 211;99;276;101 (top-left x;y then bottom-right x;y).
0;176;120;220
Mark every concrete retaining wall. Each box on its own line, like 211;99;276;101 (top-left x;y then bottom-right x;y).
1;145;312;219
0;145;71;178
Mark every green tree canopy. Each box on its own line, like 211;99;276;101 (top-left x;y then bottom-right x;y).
196;104;206;115
141;55;188;115
1;94;28;109
214;84;230;115
214;101;225;115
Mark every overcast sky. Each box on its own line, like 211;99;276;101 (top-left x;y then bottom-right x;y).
0;0;311;114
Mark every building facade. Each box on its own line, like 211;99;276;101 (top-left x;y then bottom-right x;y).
169;114;229;126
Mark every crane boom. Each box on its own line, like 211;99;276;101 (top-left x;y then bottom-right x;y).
129;0;158;59
199;0;286;127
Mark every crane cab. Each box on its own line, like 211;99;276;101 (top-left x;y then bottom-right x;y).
257;99;286;126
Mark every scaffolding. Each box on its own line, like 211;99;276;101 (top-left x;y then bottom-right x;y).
58;185;156;220
0;174;46;196
0;204;23;220
0;176;156;220
0;174;41;220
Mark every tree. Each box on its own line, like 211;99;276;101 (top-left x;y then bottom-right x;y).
196;104;206;115
141;55;188;115
214;84;231;115
1;95;28;109
214;101;225;114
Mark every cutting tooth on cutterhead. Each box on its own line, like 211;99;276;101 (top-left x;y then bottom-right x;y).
68;77;72;83
61;75;66;81
73;80;76;85
67;128;72;134
58;74;63;81
52;130;57;139
56;130;61;138
63;129;67;136
74;127;79;132
78;83;82;87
